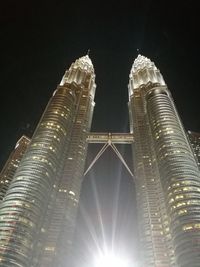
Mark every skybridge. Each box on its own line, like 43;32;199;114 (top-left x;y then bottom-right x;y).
85;133;134;178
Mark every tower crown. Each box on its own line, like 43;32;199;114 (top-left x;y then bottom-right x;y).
73;55;94;72
131;54;155;73
60;55;95;90
129;54;165;95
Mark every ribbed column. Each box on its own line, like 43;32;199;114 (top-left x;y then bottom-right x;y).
0;86;75;267
129;89;173;267
53;97;95;267
129;55;174;267
147;87;200;267
37;55;96;267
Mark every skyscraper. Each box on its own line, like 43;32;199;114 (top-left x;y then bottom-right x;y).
0;135;30;202
0;53;200;267
37;55;96;267
0;55;96;267
128;55;175;267
128;55;200;267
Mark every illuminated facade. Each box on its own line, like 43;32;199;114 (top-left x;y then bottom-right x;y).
0;135;30;202
129;55;200;267
0;55;96;267
0;54;200;267
37;56;96;267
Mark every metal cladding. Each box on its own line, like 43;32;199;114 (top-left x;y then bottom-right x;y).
0;53;200;267
129;55;200;267
128;54;165;99
147;88;200;267
0;77;76;265
129;55;174;267
0;55;96;267
36;55;96;267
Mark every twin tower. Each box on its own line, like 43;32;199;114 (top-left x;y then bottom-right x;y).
0;55;200;267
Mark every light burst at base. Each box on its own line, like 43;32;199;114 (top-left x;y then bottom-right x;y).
94;251;130;267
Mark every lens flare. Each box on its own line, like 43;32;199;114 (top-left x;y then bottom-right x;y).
94;252;129;267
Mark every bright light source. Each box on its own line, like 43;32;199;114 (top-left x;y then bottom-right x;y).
94;252;129;267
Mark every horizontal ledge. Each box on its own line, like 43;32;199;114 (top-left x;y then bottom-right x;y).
87;132;134;144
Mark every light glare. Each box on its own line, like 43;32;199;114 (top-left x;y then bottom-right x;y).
94;252;129;267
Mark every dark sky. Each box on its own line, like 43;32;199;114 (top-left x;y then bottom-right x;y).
0;1;200;266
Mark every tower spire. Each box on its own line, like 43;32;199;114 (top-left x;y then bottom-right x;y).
129;54;165;95
60;54;95;86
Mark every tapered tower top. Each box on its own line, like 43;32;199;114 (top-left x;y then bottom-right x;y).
131;54;156;72
71;54;94;72
60;55;95;87
129;54;165;95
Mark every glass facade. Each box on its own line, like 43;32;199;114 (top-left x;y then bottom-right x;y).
0;54;199;267
129;55;200;267
37;56;96;267
128;56;174;267
0;55;96;267
147;88;200;267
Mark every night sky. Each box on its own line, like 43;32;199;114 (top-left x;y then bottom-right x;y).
1;1;200;266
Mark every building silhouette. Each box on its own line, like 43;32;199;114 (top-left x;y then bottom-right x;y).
37;55;96;267
129;55;200;267
128;55;175;267
0;55;200;267
0;55;96;267
0;135;30;202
